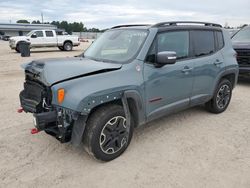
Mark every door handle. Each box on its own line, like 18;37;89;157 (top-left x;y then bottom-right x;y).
182;66;193;73
214;59;223;66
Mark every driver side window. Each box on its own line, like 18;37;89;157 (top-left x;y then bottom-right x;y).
146;31;189;63
34;31;44;37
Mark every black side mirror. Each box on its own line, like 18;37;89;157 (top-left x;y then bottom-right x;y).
31;34;37;38
156;51;177;66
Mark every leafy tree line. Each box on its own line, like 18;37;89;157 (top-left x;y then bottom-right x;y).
16;20;101;33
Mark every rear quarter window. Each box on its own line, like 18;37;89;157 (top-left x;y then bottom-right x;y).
216;31;224;50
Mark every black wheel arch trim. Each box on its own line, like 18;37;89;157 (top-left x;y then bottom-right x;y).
123;90;146;127
213;67;238;95
71;89;146;147
71;115;87;147
63;40;73;45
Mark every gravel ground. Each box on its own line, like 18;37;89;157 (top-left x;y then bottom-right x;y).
0;40;249;188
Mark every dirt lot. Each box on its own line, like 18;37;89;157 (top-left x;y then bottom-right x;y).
0;40;249;188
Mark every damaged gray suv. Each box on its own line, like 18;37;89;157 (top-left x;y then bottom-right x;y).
19;22;238;161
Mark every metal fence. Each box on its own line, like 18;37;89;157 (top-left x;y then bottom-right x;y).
72;32;102;39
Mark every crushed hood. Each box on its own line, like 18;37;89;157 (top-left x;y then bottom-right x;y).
22;57;122;86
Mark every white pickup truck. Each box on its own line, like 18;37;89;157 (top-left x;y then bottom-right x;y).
9;30;80;52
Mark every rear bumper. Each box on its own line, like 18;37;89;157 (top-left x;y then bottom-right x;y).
73;42;80;46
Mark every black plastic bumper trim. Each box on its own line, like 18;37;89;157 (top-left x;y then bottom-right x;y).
34;111;57;130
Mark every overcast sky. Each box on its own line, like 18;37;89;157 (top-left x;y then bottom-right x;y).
0;0;249;29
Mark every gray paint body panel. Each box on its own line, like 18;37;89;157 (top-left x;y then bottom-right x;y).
23;57;122;86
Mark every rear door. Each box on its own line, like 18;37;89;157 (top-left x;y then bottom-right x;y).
44;30;57;46
190;30;225;105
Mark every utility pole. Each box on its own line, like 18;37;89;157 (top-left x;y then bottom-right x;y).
41;12;44;24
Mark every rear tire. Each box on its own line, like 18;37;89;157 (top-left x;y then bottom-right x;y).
63;42;73;51
205;79;232;114
83;104;134;161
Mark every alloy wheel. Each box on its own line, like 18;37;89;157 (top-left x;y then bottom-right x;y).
216;84;231;109
99;116;129;155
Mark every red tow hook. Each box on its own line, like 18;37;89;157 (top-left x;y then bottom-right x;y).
17;108;24;113
31;128;40;134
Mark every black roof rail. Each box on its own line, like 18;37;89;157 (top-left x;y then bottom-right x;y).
111;24;151;29
152;21;222;28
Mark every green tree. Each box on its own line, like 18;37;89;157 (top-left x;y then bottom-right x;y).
16;20;30;24
32;20;41;24
88;28;101;32
50;20;101;33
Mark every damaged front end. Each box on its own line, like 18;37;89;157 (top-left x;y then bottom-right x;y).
19;70;80;143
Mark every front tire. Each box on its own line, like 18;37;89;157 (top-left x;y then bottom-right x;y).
205;79;232;114
83;104;134;161
15;44;20;53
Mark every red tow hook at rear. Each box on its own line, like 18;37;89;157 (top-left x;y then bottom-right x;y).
17;108;24;113
31;128;40;134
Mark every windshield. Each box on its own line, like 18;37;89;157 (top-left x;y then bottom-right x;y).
232;26;250;42
26;31;34;36
84;29;148;63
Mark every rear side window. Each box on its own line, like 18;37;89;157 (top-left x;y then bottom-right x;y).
45;31;54;37
192;31;215;57
216;31;224;50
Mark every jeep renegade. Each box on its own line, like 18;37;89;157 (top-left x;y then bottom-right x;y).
19;21;239;161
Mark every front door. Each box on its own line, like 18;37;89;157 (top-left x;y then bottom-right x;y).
30;31;45;47
144;30;194;121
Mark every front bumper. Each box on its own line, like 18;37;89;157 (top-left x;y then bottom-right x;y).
239;66;250;74
32;109;75;143
33;110;57;130
19;77;85;145
9;40;16;49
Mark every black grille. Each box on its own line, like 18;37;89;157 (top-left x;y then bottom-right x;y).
236;49;250;67
20;79;51;113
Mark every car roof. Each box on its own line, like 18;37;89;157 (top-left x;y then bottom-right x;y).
110;21;222;31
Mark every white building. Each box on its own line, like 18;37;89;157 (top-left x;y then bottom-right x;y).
0;23;57;37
